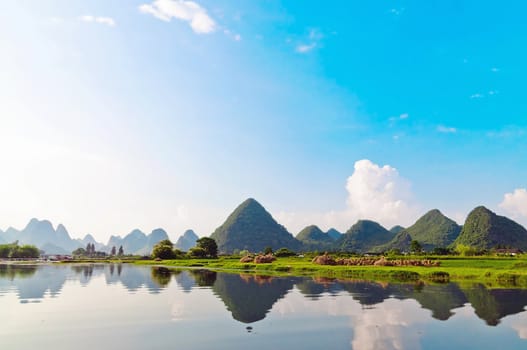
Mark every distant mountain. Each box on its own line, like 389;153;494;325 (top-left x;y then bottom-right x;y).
0;218;170;255
373;230;412;253
453;206;527;250
326;228;342;240
389;225;405;234
296;225;334;251
75;234;106;252
403;209;461;249
210;198;300;254
175;230;199;251
107;229;169;255
337;220;395;253
0;219;82;254
40;243;69;255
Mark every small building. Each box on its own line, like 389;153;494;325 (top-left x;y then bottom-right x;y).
494;248;523;256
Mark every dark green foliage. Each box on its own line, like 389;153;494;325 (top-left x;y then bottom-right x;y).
410;240;422;253
337;220;395;253
454;206;527;250
274;247;296;257
189;247;207;258
296;225;335;251
0;242;39;258
433;247;452;255
210;198;300;254
196;237;218;258
403;209;461;249
118;245;124;256
72;247;87;256
152;239;176;259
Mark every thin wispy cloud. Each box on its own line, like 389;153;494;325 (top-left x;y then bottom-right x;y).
296;43;316;53
389;113;409;126
296;28;323;54
491;67;500;72
223;29;242;42
79;15;116;27
389;8;405;16
470;93;484;99
139;0;216;34
437;125;457;133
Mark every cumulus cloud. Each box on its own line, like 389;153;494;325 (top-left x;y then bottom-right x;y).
437;125;457;133
499;188;527;218
345;160;418;228
79;15;116;27
139;0;216;34
275;159;419;232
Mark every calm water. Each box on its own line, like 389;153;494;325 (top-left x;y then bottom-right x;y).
1;264;527;350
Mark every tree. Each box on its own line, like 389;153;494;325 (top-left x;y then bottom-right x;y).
111;246;116;256
72;248;87;257
188;247;207;258
264;246;273;255
410;240;422;254
196;237;218;258
274;247;296;257
152;240;176;259
118;246;124;256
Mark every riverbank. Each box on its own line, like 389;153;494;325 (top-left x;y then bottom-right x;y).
133;255;527;287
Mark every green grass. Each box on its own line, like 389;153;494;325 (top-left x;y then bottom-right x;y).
132;254;527;287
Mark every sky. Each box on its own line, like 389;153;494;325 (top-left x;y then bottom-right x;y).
1;0;527;243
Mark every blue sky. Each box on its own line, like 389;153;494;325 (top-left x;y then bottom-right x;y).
1;0;526;242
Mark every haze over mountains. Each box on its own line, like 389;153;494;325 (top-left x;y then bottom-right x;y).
2;198;527;255
0;220;197;255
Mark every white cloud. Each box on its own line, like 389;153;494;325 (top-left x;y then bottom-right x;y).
295;28;323;54
437;125;457;133
296;43;316;53
389;113;409;125
491;67;500;72
79;15;116;27
275;159;419;232
139;0;216;34
488;90;499;96
499;188;527;218
345;160;418;228
470;93;484;99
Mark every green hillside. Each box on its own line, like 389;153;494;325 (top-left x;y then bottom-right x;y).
454;206;527;250
404;209;461;249
210;198;300;254
337;220;395;253
296;225;334;251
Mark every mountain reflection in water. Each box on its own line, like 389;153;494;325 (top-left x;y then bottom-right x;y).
2;264;527;349
1;264;527;328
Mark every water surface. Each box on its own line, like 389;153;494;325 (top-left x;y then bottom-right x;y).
1;264;527;349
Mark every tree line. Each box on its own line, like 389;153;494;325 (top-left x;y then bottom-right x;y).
0;242;40;259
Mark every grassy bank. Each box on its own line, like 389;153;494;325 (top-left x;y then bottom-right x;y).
133;255;527;287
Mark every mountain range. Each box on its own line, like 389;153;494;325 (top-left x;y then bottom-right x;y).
208;198;527;254
0;220;195;255
3;198;527;255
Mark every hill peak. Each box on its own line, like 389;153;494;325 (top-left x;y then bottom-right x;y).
210;198;299;254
